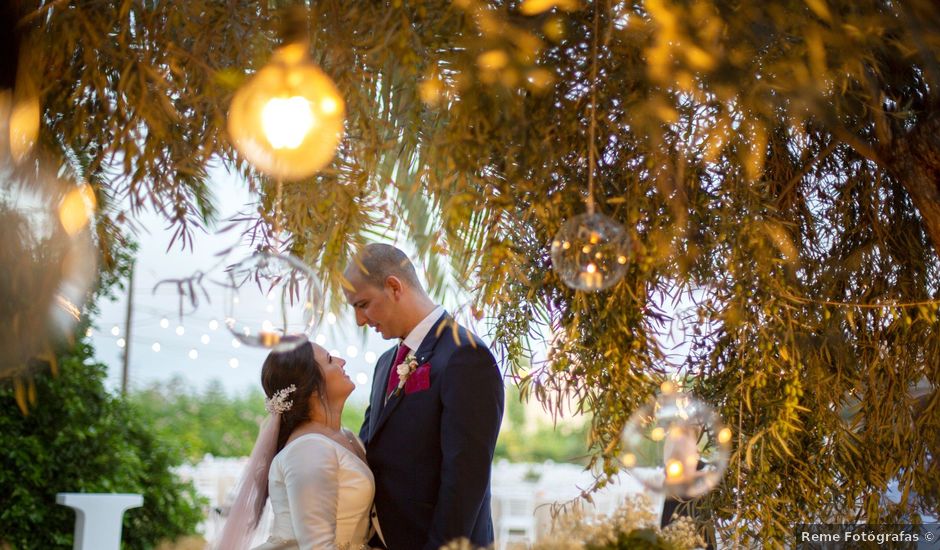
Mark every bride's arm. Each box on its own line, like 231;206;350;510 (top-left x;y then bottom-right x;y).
280;437;340;550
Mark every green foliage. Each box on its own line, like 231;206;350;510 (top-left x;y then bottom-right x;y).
0;342;203;549
12;0;940;545
129;378;267;462
128;380;367;462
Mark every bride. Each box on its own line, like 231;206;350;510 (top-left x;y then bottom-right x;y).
215;341;376;550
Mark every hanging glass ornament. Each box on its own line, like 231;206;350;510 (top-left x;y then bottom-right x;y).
227;24;345;181
619;384;732;499
551;212;630;291
222;250;324;352
0;160;97;377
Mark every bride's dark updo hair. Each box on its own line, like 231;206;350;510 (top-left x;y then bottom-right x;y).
261;341;326;453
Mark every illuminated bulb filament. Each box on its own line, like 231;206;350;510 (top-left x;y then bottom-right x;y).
261;96;315;149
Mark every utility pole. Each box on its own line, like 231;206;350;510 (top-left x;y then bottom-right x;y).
121;261;134;395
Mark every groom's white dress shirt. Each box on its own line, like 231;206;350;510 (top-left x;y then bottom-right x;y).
402;306;445;352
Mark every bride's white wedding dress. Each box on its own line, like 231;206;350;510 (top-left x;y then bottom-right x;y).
254;432;375;550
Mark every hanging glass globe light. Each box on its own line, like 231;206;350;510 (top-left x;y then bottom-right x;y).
550;212;630;291
619;384;732;499
222;251;324;352
227;26;345;181
0;160;97;378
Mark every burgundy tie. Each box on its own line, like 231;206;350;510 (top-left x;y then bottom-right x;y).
385;343;411;397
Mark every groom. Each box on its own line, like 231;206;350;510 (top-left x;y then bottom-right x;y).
344;243;504;550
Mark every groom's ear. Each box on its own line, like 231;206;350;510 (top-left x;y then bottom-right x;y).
384;275;404;298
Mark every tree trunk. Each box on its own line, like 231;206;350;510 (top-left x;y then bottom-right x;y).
890;113;940;255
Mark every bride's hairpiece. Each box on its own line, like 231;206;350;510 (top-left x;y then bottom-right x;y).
265;384;297;415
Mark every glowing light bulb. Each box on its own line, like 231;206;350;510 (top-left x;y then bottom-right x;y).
356;373;369;385
364;351;377;363
346;345;358;357
209;319;219;331
151;342;161;352
9;76;40;163
160;318;170;329
229;358;239;369
116;338;126;348
188;349;198;360
175;326;185;336
718;427;732;444
200;334;210;345
650;427;665;441
227;41;346;180
111;325;120;336
58;184;96;236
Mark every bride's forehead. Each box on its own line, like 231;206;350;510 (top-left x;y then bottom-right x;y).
310;343;328;361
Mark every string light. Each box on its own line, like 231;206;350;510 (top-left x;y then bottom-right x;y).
188;349;198;360
160;318;169;329
364;351;377;363
208;319;219;331
151;342;161;352
355;373;369;385
228;358;239;369
111;325;120;336
175;326;185;336
231;338;241;349
200;334;210;345
116;338;126;348
345;345;358;358
327;312;337;325
315;333;326;345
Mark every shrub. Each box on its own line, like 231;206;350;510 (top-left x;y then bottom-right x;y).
0;341;204;549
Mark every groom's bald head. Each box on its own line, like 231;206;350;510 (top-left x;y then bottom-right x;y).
344;243;423;291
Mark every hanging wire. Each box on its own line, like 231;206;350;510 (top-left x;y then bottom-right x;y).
586;0;601;215
734;368;744;550
272;178;284;251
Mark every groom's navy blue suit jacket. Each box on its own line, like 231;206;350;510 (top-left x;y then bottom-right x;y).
359;313;504;550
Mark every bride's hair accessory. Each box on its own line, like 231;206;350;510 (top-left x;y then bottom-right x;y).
264;384;297;415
